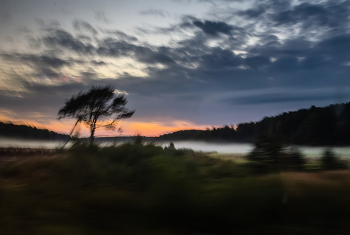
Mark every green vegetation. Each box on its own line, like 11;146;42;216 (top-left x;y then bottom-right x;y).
1;143;350;234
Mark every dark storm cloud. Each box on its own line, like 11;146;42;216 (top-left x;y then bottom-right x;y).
0;53;92;79
251;33;350;75
97;38;176;64
40;29;175;65
1;54;71;69
4;0;350;127
140;19;249;70
198;47;243;69
77;35;92;41
273;1;350;29
30;10;348;97
103;30;138;41
192;20;234;36
43;29;96;55
248;38;313;59
142;16;247;41
317;34;350;56
245;56;271;69
240;0;350;37
73;20;98;35
22;3;350;92
238;6;265;18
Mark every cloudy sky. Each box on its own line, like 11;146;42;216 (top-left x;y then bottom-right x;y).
1;0;350;136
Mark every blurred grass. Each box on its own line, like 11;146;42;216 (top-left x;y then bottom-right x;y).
0;143;350;234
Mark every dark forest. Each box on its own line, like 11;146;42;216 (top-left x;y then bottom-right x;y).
160;102;350;146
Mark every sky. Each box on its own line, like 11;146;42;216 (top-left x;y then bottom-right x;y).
1;0;350;136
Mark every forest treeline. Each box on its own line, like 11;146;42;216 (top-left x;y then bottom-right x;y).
160;102;350;146
3;101;350;145
0;121;68;140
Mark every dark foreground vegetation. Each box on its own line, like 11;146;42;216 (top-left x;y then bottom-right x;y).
0;147;58;158
161;102;350;146
0;142;350;235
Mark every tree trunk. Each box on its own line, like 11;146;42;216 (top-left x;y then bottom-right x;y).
90;126;95;145
62;119;80;148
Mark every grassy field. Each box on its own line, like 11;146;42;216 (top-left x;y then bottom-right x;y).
0;143;350;234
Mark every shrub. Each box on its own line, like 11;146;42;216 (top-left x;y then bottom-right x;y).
321;148;348;170
247;134;285;172
134;134;143;145
247;135;307;172
284;147;306;171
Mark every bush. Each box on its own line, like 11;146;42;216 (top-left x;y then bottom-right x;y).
134;134;143;145
248;134;284;165
284;147;306;171
104;143;164;165
247;135;307;172
321;148;348;170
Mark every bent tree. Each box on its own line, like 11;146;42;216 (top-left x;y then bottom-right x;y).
58;85;135;145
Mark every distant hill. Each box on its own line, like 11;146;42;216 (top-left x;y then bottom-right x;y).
159;102;350;146
0;121;68;140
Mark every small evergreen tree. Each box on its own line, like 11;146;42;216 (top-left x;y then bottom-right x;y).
285;147;306;171
247;134;284;172
321;149;347;170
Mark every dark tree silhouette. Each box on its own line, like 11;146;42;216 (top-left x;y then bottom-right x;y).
58;85;135;144
159;102;350;146
247;134;284;171
0;121;68;140
321;148;347;170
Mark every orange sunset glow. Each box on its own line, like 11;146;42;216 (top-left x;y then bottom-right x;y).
0;113;207;137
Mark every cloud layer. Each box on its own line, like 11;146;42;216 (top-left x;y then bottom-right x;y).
1;0;350;135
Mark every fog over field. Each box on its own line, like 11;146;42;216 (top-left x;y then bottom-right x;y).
0;138;67;149
3;138;350;158
162;141;350;158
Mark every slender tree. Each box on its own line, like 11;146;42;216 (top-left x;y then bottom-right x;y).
58;85;135;145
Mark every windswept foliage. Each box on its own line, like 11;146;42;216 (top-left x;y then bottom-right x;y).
58;85;134;144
